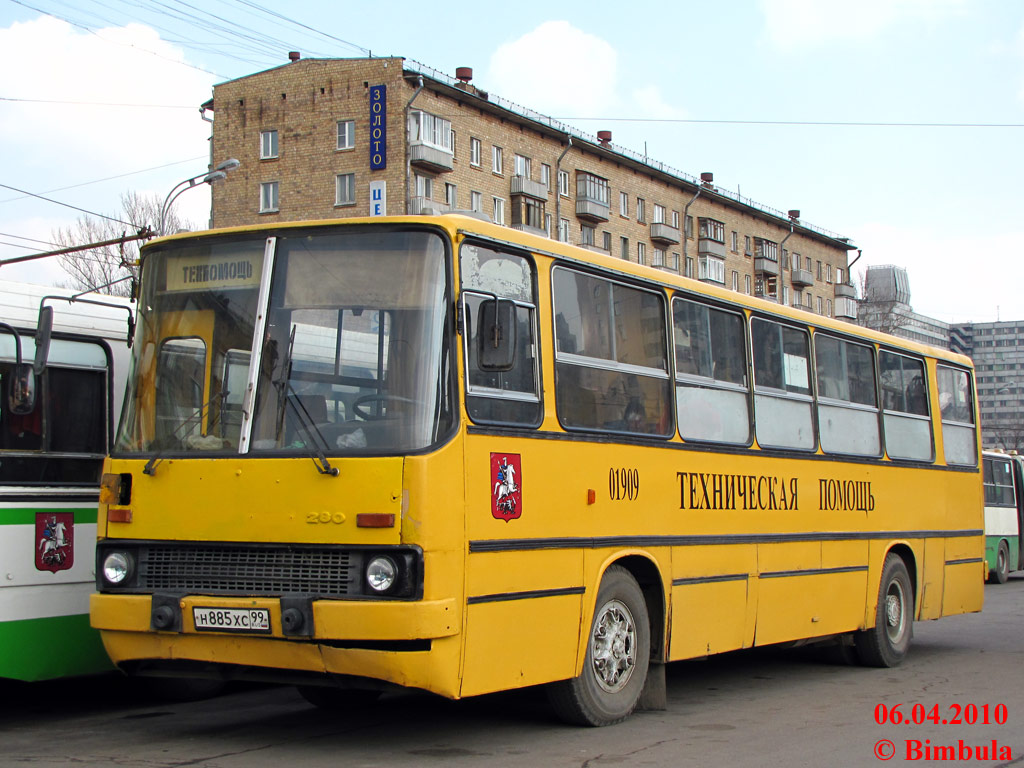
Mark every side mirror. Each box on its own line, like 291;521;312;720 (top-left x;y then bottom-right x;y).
9;364;35;416
478;298;517;372
33;305;53;376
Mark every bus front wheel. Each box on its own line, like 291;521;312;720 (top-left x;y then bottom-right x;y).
990;541;1010;584
547;566;651;726
855;553;913;668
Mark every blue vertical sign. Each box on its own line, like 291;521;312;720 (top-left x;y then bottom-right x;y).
369;85;386;170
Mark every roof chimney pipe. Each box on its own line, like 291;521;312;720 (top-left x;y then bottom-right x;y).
700;172;714;187
455;67;473;82
288;51;300;62
597;130;612;146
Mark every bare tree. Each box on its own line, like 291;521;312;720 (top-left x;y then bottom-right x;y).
53;192;192;297
987;420;1024;453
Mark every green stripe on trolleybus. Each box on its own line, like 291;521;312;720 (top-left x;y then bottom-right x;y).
0;507;99;525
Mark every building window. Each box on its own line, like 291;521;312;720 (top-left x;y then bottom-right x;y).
672;210;680;229
698;256;725;284
492;145;503;174
470;137;481;167
732;270;739;291
827;299;833;317
576;172;609;205
470;191;482;213
826;264;834;283
636;198;646;223
260;130;278;159
556;170;570;197
783;285;790;305
731;231;738;252
836;267;845;284
603;231;612;252
620;236;629;259
744;275;751;294
685;256;694;277
817;296;824;314
653;248;666;267
445;182;457;208
559;218;569;242
581;224;596;246
513;196;545;230
744;236;752;256
415;174;432;199
545;213;552;236
620;192;628;217
409;110;452;152
514;154;531;178
336;120;355;150
685;215;694;239
698;218;725;242
817;260;823;280
493;196;505;225
637;242;646;265
781;249;789;271
335;173;355;206
260;181;279;213
541;163;551;190
653;204;665;224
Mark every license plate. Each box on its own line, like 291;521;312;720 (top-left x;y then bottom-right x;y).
192;607;271;634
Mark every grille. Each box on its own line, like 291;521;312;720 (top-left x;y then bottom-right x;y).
137;545;357;598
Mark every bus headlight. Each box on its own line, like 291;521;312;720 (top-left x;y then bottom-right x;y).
102;551;133;585
366;556;397;593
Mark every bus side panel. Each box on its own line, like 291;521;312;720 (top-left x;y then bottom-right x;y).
669;543;755;660
918;537;945;620
942;535;986;616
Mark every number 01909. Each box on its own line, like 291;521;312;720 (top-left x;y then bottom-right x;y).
609;468;639;501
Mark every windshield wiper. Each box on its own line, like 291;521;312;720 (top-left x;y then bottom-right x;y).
284;391;339;477
143;391;227;476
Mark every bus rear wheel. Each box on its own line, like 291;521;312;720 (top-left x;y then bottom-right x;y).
546;566;650;726
990;541;1010;584
855;553;913;668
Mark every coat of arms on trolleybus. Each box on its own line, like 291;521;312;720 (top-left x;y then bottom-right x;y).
491;453;522;522
35;512;74;573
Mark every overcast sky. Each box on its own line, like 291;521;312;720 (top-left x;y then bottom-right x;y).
1;0;1022;323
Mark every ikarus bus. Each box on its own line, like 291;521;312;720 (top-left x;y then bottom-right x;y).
89;215;984;725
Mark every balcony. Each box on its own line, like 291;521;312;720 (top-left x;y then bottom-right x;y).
409;142;454;173
698;238;726;258
791;268;813;287
754;257;779;277
650;223;680;245
512;223;548;238
409;196;451;215
576;198;610;223
754;287;778;303
835;282;857;299
510;175;548;201
835;296;858;321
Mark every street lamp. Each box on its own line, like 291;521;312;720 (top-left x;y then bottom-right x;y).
159;158;240;235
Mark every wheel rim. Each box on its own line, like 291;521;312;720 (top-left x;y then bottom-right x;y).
998;548;1007;574
589;598;637;693
884;579;907;645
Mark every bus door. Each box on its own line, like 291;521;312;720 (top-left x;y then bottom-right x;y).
151;311;214;446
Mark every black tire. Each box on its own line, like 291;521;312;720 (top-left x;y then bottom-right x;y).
855;553;913;668
297;685;381;710
991;541;1010;584
546;566;651;726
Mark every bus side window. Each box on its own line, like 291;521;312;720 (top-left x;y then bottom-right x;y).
937;365;977;466
672;297;749;445
879;350;933;462
751;318;814;451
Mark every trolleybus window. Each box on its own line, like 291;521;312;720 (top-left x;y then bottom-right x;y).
751;317;814;450
814;334;880;456
552;267;671;437
937;364;977;466
460;243;541;426
879;350;933;462
671;297;749;444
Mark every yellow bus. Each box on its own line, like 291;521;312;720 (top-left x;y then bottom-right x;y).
88;214;984;725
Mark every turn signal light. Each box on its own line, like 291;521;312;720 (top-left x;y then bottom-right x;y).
357;513;395;528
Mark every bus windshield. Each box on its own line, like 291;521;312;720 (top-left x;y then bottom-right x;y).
116;227;453;457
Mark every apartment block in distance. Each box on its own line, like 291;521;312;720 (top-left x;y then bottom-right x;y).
205;54;858;319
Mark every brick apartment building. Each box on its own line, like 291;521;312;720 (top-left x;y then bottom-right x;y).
205;55;858;320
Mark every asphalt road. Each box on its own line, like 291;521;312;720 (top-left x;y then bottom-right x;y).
4;576;1024;767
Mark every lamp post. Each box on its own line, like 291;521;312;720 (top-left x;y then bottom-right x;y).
159;158;240;235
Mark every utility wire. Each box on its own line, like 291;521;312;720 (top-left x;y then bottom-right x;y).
0;183;137;228
0;96;195;108
557;117;1024;128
